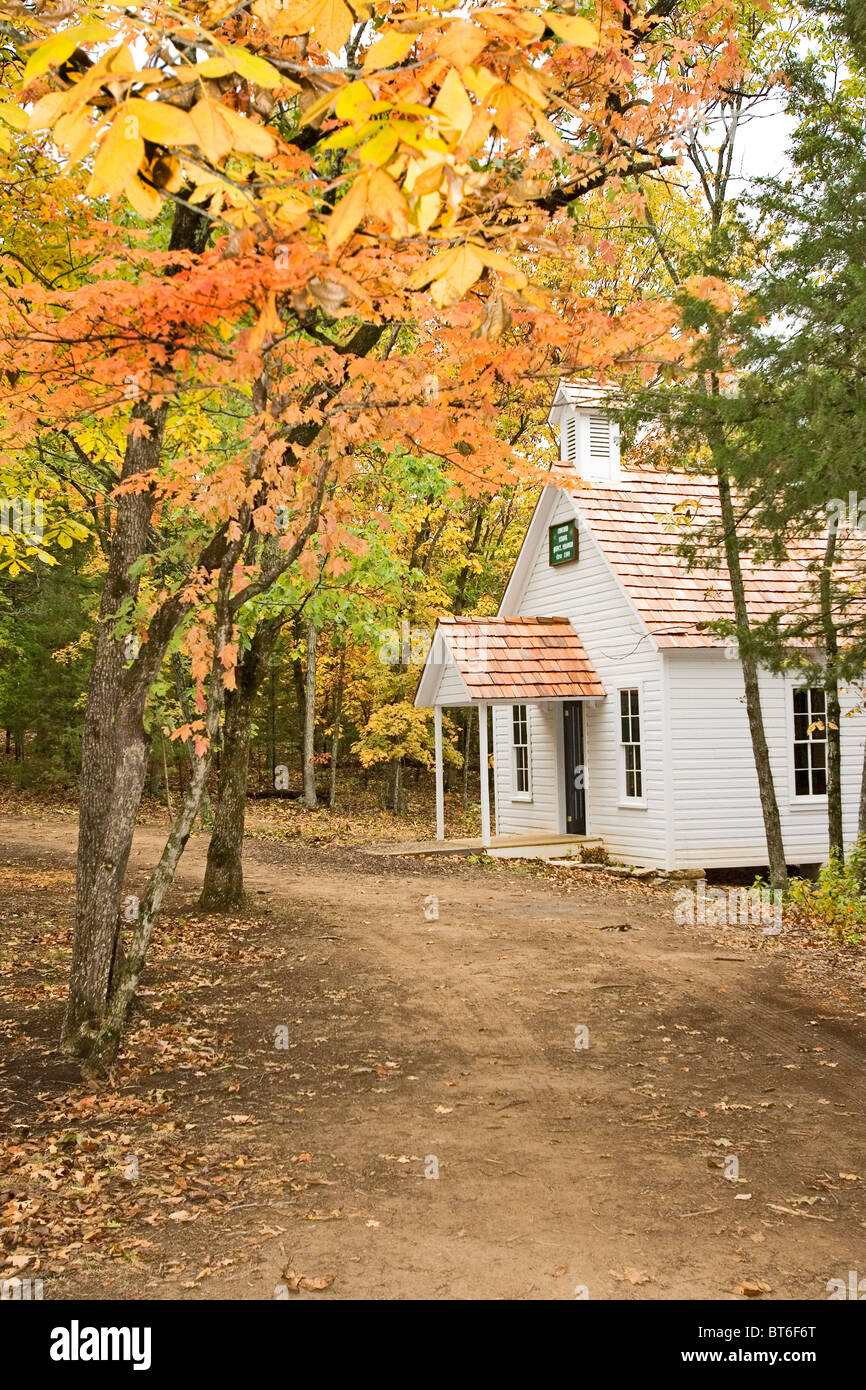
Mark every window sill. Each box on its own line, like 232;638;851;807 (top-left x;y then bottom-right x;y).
511;792;533;803
789;795;828;809
618;799;648;811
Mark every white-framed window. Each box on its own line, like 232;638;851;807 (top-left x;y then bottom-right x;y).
511;704;531;799
619;688;644;802
792;687;828;797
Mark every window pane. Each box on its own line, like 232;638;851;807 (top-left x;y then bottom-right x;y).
793;743;808;771
809;688;826;718
794;714;809;742
795;768;811;796
515;745;529;792
513;705;527;745
811;741;826;772
793;688;807;715
812;767;827;796
620;691;630;718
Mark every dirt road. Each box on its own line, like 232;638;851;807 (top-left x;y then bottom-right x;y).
1;814;864;1300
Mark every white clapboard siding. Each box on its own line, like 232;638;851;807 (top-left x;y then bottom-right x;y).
430;661;470;707
493;702;562;835
495;490;669;868
667;651;866;867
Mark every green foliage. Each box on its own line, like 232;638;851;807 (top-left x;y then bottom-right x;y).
0;541;97;781
787;844;866;945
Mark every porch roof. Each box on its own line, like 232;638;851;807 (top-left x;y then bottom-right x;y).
417;616;605;706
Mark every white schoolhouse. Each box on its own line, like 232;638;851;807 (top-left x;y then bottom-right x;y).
414;382;866;872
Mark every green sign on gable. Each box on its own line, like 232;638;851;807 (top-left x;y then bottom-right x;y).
549;519;578;566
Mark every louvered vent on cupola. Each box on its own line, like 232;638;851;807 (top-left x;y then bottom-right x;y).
562;413;578;464
549;383;622;483
589;412;611;463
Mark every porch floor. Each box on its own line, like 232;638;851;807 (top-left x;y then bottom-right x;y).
362;833;604;861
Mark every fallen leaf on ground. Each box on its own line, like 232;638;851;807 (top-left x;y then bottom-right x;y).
610;1267;652;1285
281;1267;334;1293
734;1278;772;1297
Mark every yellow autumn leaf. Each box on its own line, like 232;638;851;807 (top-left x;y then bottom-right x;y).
55;108;103;168
404;152;445;197
22;23;112;87
430;244;486;307
270;0;355;56
358;124;399;166
334;80;378;124
221;105;277;158
221;44;287;89
545;14;600;48
363;30;416;73
436;21;489;72
28;90;68;132
366;169;409;237
407;244;458;289
433;68;473;143
411;190;441;235
475;246;527;288
88;115;144;199
271;190;314;228
123;98;198;146
197;56;234;79
407;243;486;304
326;174;370;252
125;175;163;221
462;65;503;106
0;103;28;132
510;67;549;110
326;169;408;251
190;99;235;163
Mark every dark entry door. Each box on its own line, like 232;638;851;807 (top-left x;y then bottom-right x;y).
563;701;586;835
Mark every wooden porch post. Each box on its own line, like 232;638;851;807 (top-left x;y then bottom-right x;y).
434;704;445;841
478;701;491;848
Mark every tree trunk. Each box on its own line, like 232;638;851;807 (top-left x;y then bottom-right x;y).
197;683;251;911
63;205;212;1058
83;513;239;1075
172;650;212;827
62;402;170;1056
303;621;317;808
391;758;405;813
715;464;788;890
819;527;844;860
85;652;226;1076
200;620;279;911
268;664;277;790
328;643;345;810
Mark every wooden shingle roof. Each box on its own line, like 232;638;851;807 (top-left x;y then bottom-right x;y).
437;616;605;700
565;468;862;649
